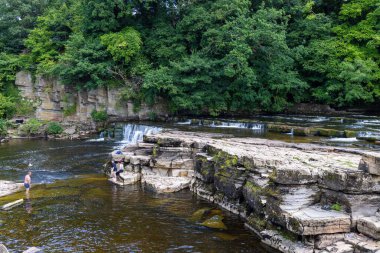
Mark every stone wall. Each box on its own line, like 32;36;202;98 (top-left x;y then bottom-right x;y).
107;131;380;253
15;71;168;122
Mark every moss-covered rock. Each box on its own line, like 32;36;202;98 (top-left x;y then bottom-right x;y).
201;215;227;230
195;153;215;183
242;180;266;214
316;128;345;137
190;207;211;221
246;214;268;232
213;151;246;200
344;130;357;138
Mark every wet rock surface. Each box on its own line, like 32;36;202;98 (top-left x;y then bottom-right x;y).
106;130;380;252
0;181;23;197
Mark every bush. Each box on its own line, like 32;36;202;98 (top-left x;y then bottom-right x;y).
331;203;342;212
63;104;76;117
91;109;108;122
0;94;16;119
15;99;36;116
46;121;63;135
0;119;7;136
19;118;43;136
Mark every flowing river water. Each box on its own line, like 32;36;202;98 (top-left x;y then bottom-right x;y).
1;114;380;252
0;139;266;252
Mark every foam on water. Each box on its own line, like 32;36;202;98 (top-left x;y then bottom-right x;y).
326;137;359;142
213;122;265;130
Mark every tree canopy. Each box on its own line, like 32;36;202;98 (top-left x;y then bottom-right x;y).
0;0;378;117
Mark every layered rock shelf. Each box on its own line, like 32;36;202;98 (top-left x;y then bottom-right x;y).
105;130;380;253
0;181;23;197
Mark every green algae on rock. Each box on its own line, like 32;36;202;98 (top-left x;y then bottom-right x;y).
201;215;228;230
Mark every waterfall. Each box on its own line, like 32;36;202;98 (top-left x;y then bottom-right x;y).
286;128;294;136
122;124;162;145
213;122;265;131
176;119;266;131
176;120;192;125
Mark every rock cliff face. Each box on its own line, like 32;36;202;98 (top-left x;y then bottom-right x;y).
106;130;380;253
15;71;168;122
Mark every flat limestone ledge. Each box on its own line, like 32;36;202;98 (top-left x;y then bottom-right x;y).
142;176;191;193
145;131;380;192
0;181;23;197
287;206;351;235
146;131;363;171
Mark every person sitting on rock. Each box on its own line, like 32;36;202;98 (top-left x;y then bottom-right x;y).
111;160;118;172
110;160;117;182
116;159;124;177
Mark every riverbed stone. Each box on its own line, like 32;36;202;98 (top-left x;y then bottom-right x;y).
22;247;42;253
324;241;354;253
194;153;215;183
171;169;189;177
191;180;216;200
0;244;9;253
319;169;379;193
64;126;76;135
287;206;351;235
359;153;380;176
117;172;141;185
153;157;193;170
130;155;151;166
260;230;314;253
357;216;380;240
0;181;23;197
315;234;345;249
200;215;227;230
143;176;191;193
344;233;380;252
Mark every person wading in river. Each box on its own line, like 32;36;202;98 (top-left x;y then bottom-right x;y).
24;171;32;193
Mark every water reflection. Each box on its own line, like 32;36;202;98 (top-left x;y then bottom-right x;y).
0;176;267;252
25;192;32;214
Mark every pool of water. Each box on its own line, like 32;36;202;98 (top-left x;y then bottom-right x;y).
0;139;268;253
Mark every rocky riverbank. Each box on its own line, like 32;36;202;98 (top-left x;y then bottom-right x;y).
0;181;23;198
0;119;97;142
105;130;380;253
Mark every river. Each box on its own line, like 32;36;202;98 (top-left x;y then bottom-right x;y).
0;135;266;252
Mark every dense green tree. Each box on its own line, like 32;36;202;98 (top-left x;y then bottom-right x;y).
25;2;73;74
300;0;379;106
0;0;378;118
54;34;113;89
0;0;50;53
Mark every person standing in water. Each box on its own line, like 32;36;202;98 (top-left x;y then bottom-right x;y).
24;171;32;192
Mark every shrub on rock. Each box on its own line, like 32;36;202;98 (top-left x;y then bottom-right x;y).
46;121;63;135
